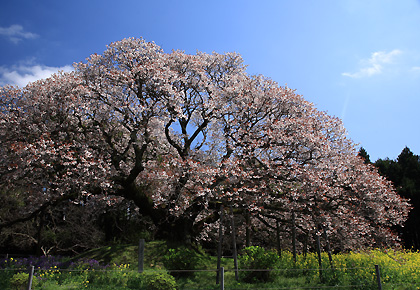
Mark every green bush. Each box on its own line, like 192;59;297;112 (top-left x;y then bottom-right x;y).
126;271;144;289
238;246;279;283
141;271;177;290
0;270;14;289
10;272;38;290
163;247;200;278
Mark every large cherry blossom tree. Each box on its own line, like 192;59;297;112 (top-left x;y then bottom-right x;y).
0;38;410;248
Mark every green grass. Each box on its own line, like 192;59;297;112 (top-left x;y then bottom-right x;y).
72;240;170;269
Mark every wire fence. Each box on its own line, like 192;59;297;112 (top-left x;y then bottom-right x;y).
2;251;420;290
1;264;420;290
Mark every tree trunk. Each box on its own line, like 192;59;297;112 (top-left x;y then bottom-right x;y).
118;180;209;244
276;220;282;257
291;211;297;263
159;216;195;245
35;210;45;256
245;210;251;247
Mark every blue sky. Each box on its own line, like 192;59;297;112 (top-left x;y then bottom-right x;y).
1;0;419;161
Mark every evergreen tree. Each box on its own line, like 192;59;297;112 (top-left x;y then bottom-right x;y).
375;147;420;249
358;147;371;164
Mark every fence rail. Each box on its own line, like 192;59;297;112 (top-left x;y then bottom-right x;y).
1;264;419;290
2;252;420;290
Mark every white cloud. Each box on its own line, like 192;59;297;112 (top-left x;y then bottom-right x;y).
0;24;39;44
0;64;74;87
342;49;402;78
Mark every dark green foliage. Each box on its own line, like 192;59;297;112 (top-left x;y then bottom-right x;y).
125;272;144;289
72;244;140;267
0;196;155;256
0;199;106;256
358;147;371;164
374;147;420;249
98;200;155;244
238;246;279;283
10;272;36;290
163;247;200;278
141;271;178;290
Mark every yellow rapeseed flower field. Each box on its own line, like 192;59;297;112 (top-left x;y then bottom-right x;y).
277;248;420;288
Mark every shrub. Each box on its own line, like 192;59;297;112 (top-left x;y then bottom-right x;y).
10;272;38;290
163;247;200;278
141;271;177;290
238;246;279;283
126;271;143;289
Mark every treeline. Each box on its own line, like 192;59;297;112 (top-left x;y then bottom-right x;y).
359;146;420;249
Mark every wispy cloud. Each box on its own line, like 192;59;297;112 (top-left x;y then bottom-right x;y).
0;24;39;44
342;49;402;78
0;64;73;87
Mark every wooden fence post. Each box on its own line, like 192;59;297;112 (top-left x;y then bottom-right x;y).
220;267;224;290
375;264;383;290
27;265;34;290
138;239;145;273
